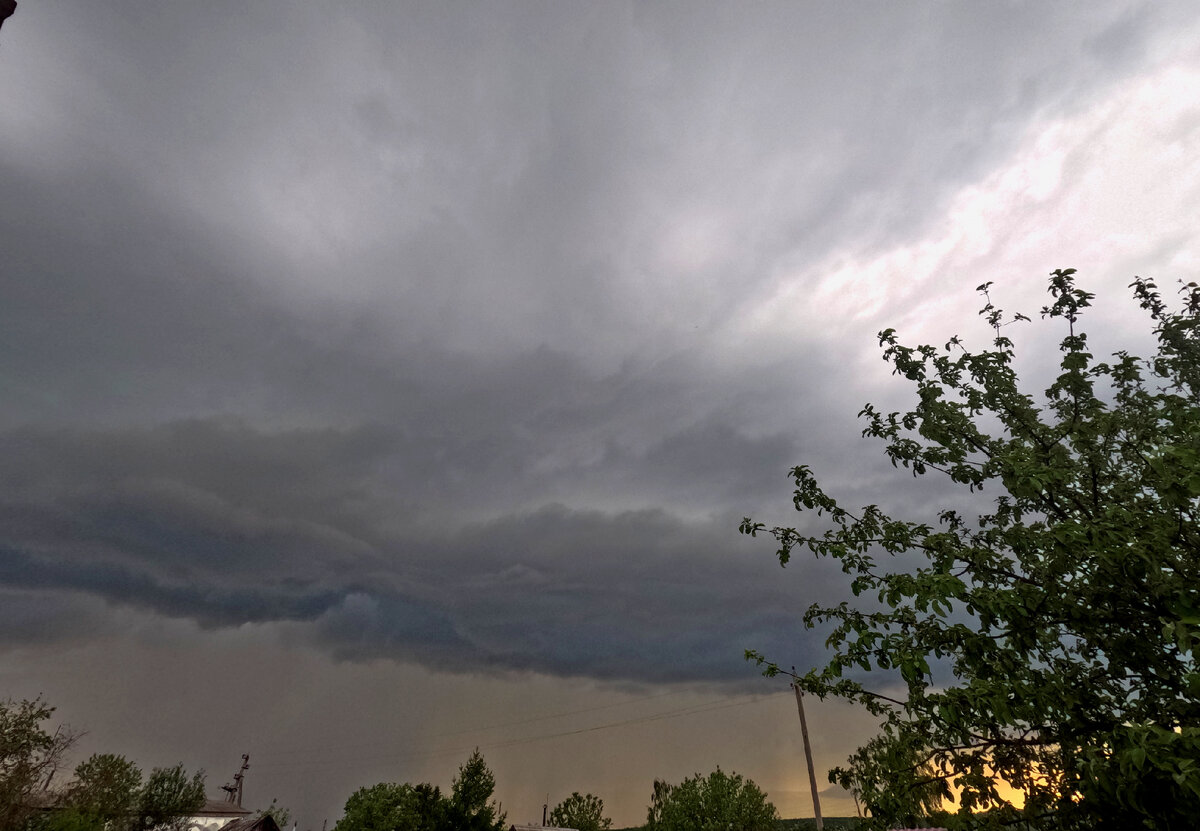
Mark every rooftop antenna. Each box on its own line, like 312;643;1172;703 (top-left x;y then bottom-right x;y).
221;754;251;807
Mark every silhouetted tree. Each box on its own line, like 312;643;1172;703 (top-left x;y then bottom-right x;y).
549;792;611;831
744;272;1200;829
335;751;504;831
645;769;776;831
0;698;78;830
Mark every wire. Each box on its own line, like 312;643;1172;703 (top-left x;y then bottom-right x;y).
253;691;788;775
251;688;688;759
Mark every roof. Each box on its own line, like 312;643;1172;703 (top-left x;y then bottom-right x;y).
193;799;253;817
509;826;577;831
219;816;282;831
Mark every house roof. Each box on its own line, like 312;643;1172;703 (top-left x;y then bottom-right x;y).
194;799;253;817
218;816;282;831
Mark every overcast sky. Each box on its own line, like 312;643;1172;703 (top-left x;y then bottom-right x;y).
3;1;1200;826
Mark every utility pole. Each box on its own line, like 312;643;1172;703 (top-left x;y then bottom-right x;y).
793;676;824;831
221;755;251;807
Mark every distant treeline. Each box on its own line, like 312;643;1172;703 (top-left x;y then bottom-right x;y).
616;818;861;831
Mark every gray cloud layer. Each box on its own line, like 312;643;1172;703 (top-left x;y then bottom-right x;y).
0;418;834;682
1;0;1194;686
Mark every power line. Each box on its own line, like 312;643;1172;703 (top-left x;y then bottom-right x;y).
255;692;781;773
251;687;688;760
253;691;788;775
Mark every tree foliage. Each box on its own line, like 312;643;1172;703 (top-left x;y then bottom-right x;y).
334;750;505;831
549;791;612;831
447;749;505;831
133;764;205;831
742;272;1200;830
645;768;777;831
0;698;78;830
0;699;204;831
336;782;446;831
64;754;143;827
257;797;293;829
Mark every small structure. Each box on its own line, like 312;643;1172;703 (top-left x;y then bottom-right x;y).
509;826;577;831
187;756;255;831
186;799;252;831
218;816;282;831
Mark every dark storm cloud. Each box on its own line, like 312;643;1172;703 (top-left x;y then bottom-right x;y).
0;589;121;646
1;0;1195;690
0;418;836;682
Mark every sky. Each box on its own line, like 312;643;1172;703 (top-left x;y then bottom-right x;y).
2;1;1200;827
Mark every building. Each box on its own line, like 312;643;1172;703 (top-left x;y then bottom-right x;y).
216;816;283;831
185;798;253;831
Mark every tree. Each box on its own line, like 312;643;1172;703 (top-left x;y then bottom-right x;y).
833;734;950;830
549;792;612;831
0;699;204;831
257;798;293;829
63;754;143;828
742;272;1200;829
336;782;411;831
645;769;777;831
28;808;106;831
334;751;504;831
133;763;205;831
446;750;505;831
0;697;78;830
335;782;445;831
42;755;204;831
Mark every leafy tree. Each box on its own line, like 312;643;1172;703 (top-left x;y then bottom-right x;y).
0;698;78;830
28;807;106;831
742;272;1200;829
833;734;949;830
0;699;204;831
335;782;445;831
257;797;293;829
334;751;504;831
549;791;612;831
41;755;203;831
336;782;412;831
133;763;205;831
645;768;777;831
65;754;143;826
